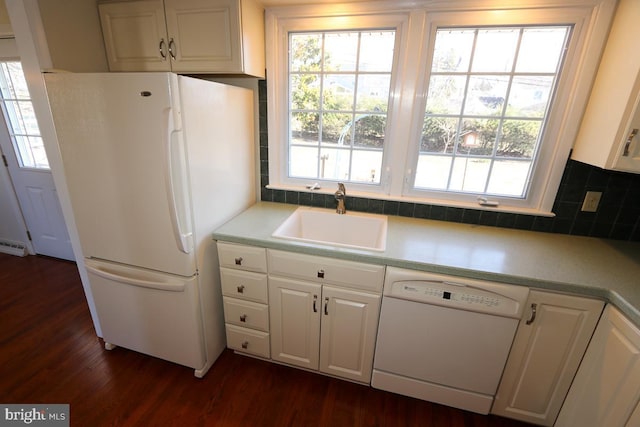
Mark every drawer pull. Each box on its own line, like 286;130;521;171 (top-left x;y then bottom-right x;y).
317;269;325;279
237;285;245;294
240;314;247;322
235;257;243;266
623;129;638;157
526;303;538;325
241;341;249;349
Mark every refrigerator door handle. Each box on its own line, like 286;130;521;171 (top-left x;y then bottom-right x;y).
165;108;194;254
85;263;186;292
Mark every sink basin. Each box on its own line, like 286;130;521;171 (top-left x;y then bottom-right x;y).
272;207;388;251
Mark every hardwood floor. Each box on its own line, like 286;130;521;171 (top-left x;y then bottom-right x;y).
0;253;534;427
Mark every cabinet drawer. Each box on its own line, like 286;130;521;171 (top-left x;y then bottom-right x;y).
223;297;269;332
267;249;384;292
226;324;270;358
217;242;267;273
220;267;268;303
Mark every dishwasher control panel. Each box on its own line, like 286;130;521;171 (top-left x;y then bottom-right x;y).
384;267;530;318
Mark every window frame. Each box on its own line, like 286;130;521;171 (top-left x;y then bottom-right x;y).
265;0;616;215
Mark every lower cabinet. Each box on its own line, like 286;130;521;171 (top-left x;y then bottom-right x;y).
555;305;640;427
491;290;604;426
268;255;383;384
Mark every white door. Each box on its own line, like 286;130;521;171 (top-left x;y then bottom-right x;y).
319;285;380;383
98;0;171;72
0;59;73;261
491;290;604;426
44;72;195;276
269;275;321;370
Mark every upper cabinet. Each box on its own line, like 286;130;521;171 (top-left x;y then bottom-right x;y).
571;0;640;173
98;0;265;77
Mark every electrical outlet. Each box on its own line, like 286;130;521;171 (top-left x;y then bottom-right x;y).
581;191;602;212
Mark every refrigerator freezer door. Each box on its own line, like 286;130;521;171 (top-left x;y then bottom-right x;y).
45;72;195;276
85;258;205;370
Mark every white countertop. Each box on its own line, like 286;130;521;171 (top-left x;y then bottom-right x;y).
212;202;640;324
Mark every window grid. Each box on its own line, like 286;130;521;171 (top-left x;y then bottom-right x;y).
288;30;394;184
417;26;570;198
0;61;48;170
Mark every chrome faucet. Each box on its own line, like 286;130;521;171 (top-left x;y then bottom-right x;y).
335;183;346;214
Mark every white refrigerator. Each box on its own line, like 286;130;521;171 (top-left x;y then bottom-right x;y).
44;72;256;377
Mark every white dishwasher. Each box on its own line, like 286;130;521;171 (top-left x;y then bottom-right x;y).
372;267;529;415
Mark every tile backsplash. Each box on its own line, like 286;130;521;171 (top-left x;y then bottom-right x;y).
258;80;640;242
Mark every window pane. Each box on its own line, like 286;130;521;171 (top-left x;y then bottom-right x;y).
515;28;568;73
319;147;350;180
356;74;390;112
415;155;452;190
290;146;319;178
421;117;460;154
506;76;553;118
486;160;531;196
321;112;351;144
291;112;319;145
359;31;395;72
449;157;490;193
471;29;518;72
464;76;509;116
354;114;385;148
291;74;320;110
498;119;541;158
458;118;498;156
425;75;466;115
323;74;355;110
351;150;382;183
290;34;322;72
324;32;358;72
432;29;474;73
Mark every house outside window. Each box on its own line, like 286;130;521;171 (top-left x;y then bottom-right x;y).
266;1;616;215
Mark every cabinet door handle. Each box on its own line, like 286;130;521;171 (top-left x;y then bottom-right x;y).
159;38;167;59
313;295;318;313
235;257;243;266
241;341;249;349
168;38;177;60
623;128;638;157
317;269;325;279
324;297;329;315
237;285;245;294
240;314;247;322
526;303;537;325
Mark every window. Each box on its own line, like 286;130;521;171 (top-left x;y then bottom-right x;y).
266;2;615;215
416;26;570;198
0;61;48;169
289;30;395;184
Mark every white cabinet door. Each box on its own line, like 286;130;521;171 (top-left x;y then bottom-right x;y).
571;0;640;172
164;0;241;73
492;290;604;426
99;0;170;72
319;285;381;383
269;276;321;370
556;305;640;427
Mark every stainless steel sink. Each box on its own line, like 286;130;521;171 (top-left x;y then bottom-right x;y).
272;207;388;251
